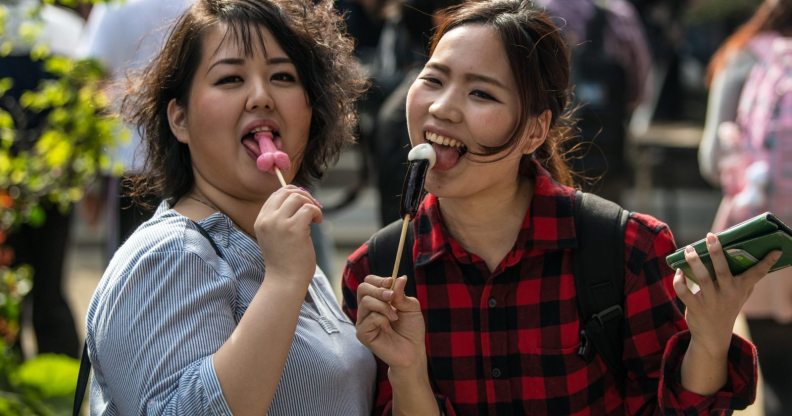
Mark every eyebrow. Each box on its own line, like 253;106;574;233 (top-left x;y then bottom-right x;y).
206;56;294;74
425;62;507;90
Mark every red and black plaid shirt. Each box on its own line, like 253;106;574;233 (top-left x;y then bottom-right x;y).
342;162;757;415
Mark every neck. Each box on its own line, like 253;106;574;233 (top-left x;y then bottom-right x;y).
175;188;263;238
439;177;533;271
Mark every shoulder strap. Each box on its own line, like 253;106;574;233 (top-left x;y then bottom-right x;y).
573;191;629;382
367;219;416;296
72;220;224;415
73;346;90;416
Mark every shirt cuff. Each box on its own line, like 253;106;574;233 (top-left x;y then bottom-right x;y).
658;330;758;413
203;356;233;415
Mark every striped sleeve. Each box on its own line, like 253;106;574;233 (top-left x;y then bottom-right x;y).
90;249;235;415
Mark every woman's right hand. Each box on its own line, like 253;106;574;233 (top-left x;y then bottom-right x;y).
253;185;323;289
355;275;427;369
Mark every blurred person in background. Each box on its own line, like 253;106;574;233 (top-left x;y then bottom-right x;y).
698;1;792;415
365;0;461;226
77;0;194;262
537;0;652;204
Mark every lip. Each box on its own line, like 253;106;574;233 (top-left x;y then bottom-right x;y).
241;119;281;140
423;126;460;144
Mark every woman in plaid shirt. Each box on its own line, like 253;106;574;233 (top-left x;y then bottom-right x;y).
342;1;780;414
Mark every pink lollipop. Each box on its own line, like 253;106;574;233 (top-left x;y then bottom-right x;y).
255;131;290;186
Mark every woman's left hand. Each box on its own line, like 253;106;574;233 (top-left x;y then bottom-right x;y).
673;233;781;355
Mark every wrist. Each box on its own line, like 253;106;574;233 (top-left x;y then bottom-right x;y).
259;272;311;299
687;335;730;362
388;364;439;416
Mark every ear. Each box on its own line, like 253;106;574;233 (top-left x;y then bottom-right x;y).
521;109;551;155
167;98;190;144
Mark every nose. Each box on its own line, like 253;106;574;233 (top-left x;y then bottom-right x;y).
245;80;274;112
428;89;462;123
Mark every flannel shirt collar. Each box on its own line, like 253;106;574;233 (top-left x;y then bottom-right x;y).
413;160;578;268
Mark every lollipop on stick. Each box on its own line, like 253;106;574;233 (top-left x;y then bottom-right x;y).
390;143;436;288
255;131;291;186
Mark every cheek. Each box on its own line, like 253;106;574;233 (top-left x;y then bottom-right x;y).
189;93;229;129
405;87;426;140
475;110;517;144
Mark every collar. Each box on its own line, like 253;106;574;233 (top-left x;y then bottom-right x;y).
413;159;579;267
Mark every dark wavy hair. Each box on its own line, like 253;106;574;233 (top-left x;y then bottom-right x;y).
123;0;367;203
430;0;576;185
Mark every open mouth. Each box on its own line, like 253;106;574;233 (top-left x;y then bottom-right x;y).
241;126;282;156
425;131;467;170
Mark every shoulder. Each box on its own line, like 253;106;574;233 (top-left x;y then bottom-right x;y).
344;241;372;281
107;208;232;276
623;211;677;270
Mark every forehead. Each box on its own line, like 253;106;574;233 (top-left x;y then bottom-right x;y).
432;24;512;77
202;22;284;60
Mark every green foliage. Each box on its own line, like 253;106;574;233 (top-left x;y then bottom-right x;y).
0;348;79;416
0;1;124;414
0;55;120;230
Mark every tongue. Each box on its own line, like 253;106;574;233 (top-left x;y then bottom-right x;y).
254;132;291;173
432;143;461;171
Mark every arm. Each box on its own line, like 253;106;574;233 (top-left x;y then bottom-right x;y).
214;186;322;415
619;214;765;415
674;233;779;395
342;248;446;416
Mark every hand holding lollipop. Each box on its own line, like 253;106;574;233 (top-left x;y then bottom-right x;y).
390;143;436;287
255;131;291;186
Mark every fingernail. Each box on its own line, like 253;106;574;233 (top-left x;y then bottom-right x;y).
382;290;393;300
706;233;717;246
685;245;694;254
772;250;782;261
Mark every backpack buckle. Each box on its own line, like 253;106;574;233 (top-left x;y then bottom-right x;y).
578;329;593;361
590;305;623;328
578;305;623;362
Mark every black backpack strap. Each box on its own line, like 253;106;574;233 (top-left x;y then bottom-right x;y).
367;219;416;296
573;191;629;382
73;344;90;416
73;220;224;415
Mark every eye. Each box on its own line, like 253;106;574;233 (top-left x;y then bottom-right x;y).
215;75;242;85
271;72;297;83
419;76;442;86
470;89;497;101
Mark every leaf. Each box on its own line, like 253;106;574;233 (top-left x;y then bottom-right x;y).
12;354;80;399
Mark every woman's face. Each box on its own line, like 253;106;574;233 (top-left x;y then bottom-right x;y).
168;23;312;203
406;24;537;200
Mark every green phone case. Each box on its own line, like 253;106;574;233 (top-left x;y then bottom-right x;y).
665;212;792;283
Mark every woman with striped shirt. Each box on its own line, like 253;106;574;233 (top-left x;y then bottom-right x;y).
85;1;374;414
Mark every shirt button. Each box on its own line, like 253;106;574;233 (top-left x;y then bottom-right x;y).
488;298;497;308
491;368;502;378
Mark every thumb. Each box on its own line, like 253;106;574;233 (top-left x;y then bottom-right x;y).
390;276;420;312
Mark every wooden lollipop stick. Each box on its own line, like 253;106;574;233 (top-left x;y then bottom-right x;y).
274;167;288;187
389;214;411;290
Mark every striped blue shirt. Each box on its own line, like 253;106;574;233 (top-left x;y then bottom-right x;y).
86;202;376;415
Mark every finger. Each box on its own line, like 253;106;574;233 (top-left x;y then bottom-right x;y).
291;202;323;226
684;244;716;291
356;310;395;344
279;191;321;216
363;274;395;289
672;269;699;311
359;294;399;321
739;250;782;288
705;233;733;288
390;276;421;312
356;280;396;305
